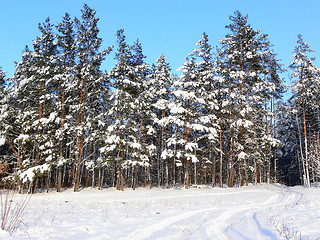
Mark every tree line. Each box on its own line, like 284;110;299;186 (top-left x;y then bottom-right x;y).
0;5;318;192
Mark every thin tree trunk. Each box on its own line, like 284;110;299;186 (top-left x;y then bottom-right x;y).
212;154;216;187
74;77;86;192
116;148;125;191
165;160;169;189
132;165;137;190
219;123;223;188
194;161;197;185
184;126;191;189
157;132;162;187
253;160;258;184
185;159;190;189
302;103;310;187
228;135;235;187
271;97;277;183
57;87;66;192
74;134;83;192
266;158;270;184
57;166;63;192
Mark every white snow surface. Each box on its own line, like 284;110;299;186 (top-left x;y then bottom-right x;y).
4;184;320;240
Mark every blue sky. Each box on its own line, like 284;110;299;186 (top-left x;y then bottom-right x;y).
1;0;319;89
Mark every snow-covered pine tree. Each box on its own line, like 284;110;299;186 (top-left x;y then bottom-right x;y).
5;17;59;192
289;34;320;187
2;46;35;174
148;54;173;187
276;100;302;185
55;12;77;192
190;32;220;187
264;53;285;183
101;29;130;191
73;4;112;192
129;39;153;189
30;17;60;192
103;30;150;190
0;68;5;95
218;11;283;187
170;54;211;189
0;68;8;163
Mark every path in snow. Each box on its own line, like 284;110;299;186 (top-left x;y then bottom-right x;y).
6;184;320;240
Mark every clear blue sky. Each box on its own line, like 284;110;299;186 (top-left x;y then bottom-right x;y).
1;0;319;88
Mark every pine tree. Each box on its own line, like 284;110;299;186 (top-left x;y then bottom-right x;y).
218;11;283;186
190;32;219;187
4;16;59;192
31;17;60;191
170;54;211;189
103;30;150;190
148;54;173;187
128;39;152;189
276;101;302;185
0;68;7;157
103;29;131;190
55;12;77;192
3;46;35;173
73;4;112;192
289;34;320;187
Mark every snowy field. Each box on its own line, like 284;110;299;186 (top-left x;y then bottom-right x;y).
2;184;320;240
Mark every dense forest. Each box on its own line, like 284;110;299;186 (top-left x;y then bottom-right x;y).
0;4;319;192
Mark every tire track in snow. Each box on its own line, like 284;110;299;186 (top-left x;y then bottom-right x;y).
117;188;278;240
206;186;303;240
118;206;219;240
206;191;284;238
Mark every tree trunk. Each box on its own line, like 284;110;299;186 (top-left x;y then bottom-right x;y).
219;124;224;188
184;126;191;189
57;166;63;192
302;104;310;187
74;75;86;192
116;147;125;191
116;166;124;191
132;165;137;190
194;161;197;185
184;159;190;189
227;136;235;188
57;87;66;192
98;168;104;190
165;160;169;189
212;154;216;187
74;133;83;192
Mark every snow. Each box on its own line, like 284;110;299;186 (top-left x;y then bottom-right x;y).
185;142;197;151
238;151;247;160
0;137;5;146
6;184;320;240
19;163;50;183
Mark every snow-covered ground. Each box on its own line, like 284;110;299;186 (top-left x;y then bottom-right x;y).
2;184;320;240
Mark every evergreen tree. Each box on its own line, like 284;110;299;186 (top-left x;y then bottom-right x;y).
190;32;220;187
31;17;60;191
0;68;8;161
169;54;212;189
5;17;59;192
0;68;5;94
289;34;320;187
72;4;112;192
276;101;302;185
55;12;77;191
217;11;283;186
3;46;35;173
148;54;173;187
103;30;149;190
128;39;153;189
